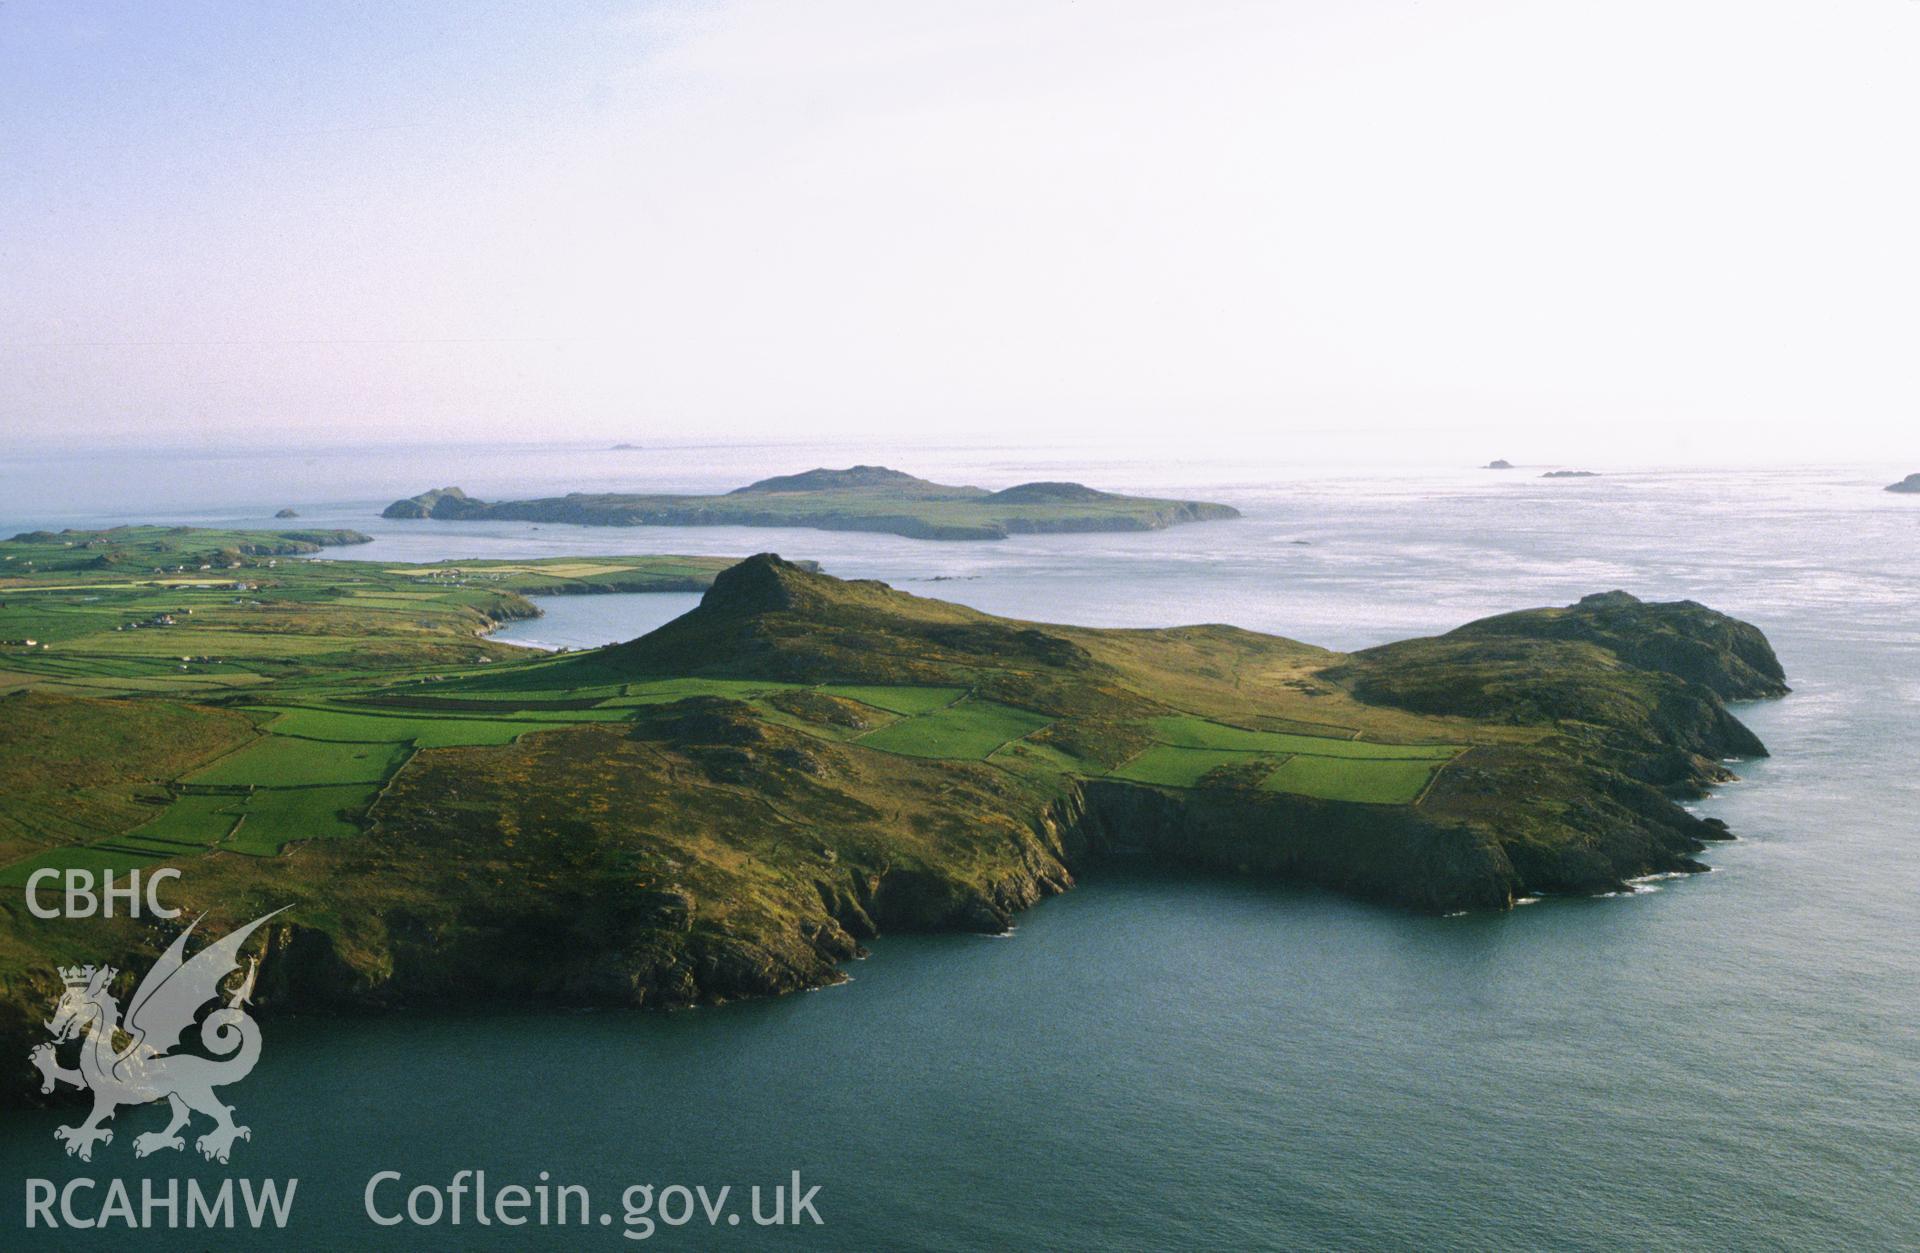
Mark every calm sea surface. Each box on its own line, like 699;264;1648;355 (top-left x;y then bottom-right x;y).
2;444;1916;1249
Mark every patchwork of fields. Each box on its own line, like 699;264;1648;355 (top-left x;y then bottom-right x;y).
0;526;1472;894
0;532;739;702
0;665;1466;887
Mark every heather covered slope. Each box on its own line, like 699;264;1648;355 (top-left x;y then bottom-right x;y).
1335;590;1786;792
380;465;1241;540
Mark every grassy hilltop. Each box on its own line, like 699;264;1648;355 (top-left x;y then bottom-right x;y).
381;464;1242;541
0;530;1786;1101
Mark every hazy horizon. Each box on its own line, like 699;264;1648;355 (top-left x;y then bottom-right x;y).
4;430;1917;474
4;1;1917;465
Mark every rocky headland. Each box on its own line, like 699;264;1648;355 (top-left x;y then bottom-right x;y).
0;553;1787;1103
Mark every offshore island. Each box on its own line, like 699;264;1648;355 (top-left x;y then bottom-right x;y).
0;525;1785;1102
382;465;1242;540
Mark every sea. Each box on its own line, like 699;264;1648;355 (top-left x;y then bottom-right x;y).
1;442;1915;1250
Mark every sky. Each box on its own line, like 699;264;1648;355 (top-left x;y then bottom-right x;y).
2;0;1917;463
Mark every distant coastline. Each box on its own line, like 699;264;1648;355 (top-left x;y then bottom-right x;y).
379;465;1241;541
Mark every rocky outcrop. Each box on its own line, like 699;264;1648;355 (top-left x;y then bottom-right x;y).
1329;591;1784;802
381;486;483;519
1446;590;1788;701
1886;473;1920;494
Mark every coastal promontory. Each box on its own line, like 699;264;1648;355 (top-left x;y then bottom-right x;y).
0;536;1788;1091
1886;473;1920;494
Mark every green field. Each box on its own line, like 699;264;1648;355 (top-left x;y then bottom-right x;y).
1108;745;1270;788
0;779;381;880
226;785;375;855
115;794;244;851
818;684;968;715
0;844;172;889
1260;755;1445;804
260;706;563;746
854;698;1051;759
1148;715;1457;759
185;737;411;787
1109;721;1459;801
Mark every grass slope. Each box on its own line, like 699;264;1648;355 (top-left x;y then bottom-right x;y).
1260;755;1443;804
855;698;1052;759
